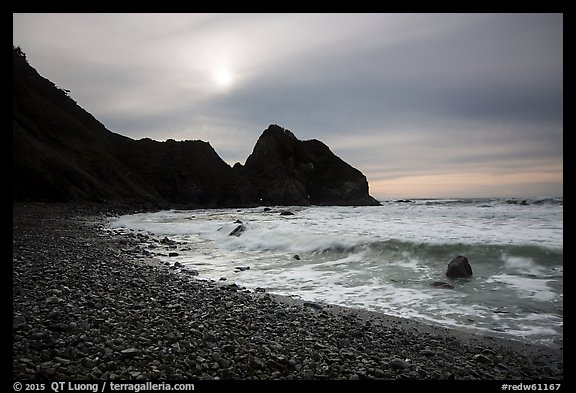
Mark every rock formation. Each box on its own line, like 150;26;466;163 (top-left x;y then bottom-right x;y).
235;125;381;206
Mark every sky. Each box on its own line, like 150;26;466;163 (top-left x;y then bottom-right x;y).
12;13;563;199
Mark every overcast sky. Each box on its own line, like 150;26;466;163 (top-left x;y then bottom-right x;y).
13;13;563;199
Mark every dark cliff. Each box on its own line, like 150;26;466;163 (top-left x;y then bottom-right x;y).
235;125;380;206
13;47;380;207
13;47;244;207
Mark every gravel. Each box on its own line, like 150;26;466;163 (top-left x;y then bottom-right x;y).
12;203;563;380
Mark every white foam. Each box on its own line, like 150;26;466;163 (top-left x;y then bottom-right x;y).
487;274;556;302
111;202;563;251
502;255;547;276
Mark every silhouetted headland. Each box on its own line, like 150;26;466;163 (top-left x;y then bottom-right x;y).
13;47;380;208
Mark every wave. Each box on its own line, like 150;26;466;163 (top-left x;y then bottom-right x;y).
380;197;563;207
111;209;562;272
359;240;561;273
209;224;563;274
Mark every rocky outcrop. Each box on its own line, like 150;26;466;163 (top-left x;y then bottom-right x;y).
13;47;380;207
235;125;381;206
445;256;473;278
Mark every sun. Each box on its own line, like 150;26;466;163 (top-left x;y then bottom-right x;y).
213;68;233;87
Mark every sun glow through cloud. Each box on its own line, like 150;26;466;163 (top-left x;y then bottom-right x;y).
213;68;233;88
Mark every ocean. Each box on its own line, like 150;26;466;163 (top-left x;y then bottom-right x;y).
108;197;563;347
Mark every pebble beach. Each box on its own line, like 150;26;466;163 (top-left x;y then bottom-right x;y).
12;203;563;382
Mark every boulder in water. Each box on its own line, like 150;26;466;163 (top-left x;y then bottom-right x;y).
431;281;455;289
445;255;473;278
235;266;251;272
229;224;246;237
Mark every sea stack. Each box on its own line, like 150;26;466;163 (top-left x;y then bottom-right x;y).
236;124;382;206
